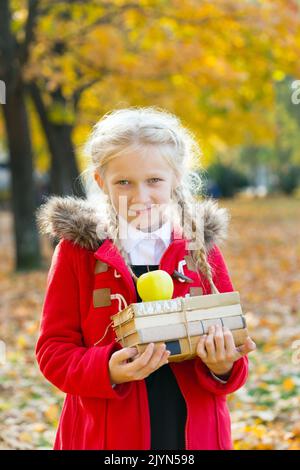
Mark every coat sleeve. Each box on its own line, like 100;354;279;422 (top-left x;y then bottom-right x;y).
193;244;249;396
35;239;133;399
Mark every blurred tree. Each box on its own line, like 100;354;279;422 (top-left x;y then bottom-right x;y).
28;82;86;197
24;0;300;168
0;0;41;270
278;164;300;195
205;160;249;198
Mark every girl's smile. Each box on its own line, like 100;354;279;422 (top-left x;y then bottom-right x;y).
129;206;152;215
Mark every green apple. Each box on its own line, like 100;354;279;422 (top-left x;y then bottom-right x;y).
137;270;174;302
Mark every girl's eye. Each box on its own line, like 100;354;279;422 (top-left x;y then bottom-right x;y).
148;178;163;184
116;178;163;185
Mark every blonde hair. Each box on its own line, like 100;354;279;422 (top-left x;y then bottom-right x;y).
80;105;218;294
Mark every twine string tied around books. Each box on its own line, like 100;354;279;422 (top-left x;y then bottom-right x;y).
180;297;192;355
94;320;114;346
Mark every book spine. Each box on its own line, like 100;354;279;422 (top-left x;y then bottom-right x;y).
121;304;243;331
134;328;249;362
115;314;246;343
118;315;246;343
184;291;240;311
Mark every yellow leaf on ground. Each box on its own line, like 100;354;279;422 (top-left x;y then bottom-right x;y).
282;378;296;392
19;432;32;443
44;404;59;424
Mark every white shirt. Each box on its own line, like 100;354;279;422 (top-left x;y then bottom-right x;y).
118;216;172;265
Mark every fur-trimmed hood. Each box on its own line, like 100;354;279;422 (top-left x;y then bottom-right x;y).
36;195;230;252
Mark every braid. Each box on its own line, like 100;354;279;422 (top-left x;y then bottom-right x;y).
196;247;219;294
173;186;219;294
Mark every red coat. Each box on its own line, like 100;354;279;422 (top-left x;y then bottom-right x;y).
35;196;248;450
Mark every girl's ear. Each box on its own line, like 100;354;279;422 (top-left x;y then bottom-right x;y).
94;172;106;192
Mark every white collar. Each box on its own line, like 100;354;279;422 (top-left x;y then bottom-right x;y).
118;215;172;255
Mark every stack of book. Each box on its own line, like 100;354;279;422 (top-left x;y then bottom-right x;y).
111;291;248;362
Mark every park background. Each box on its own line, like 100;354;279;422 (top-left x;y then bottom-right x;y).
0;0;300;449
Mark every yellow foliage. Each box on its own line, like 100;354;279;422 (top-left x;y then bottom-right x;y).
282;378;296;392
44;404;60;425
19;432;33;444
16;335;29;350
272;70;286;81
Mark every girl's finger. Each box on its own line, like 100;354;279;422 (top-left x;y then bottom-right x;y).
236;337;256;357
153;349;171;371
205;325;217;362
139;349;171;380
214;324;225;360
116;347;139;364
128;342;155;370
223;327;237;361
146;343;167;371
135;343;166;373
197;335;208;359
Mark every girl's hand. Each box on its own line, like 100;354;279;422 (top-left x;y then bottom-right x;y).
196;324;256;378
109;343;170;385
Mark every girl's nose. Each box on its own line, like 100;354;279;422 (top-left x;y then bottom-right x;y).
131;184;151;206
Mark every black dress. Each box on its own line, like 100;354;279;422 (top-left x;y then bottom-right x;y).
130;264;187;450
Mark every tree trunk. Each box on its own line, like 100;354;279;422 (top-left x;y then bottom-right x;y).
49;123;85;197
2;80;41;270
28;82;85;198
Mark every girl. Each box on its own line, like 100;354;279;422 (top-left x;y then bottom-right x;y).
35;106;256;450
